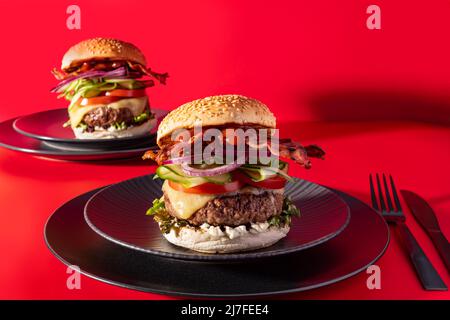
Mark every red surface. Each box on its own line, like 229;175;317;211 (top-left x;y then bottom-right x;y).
1;0;450;299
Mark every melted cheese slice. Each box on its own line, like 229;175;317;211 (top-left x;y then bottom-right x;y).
69;97;149;128
162;181;284;220
162;181;215;219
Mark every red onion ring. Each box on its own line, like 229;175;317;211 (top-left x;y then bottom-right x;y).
50;67;127;93
181;162;242;177
162;148;272;166
162;155;192;165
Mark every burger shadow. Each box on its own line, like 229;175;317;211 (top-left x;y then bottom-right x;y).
308;87;450;124
277;120;407;142
286;87;450;141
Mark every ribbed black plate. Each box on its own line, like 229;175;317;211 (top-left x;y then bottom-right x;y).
44;186;389;297
84;175;351;261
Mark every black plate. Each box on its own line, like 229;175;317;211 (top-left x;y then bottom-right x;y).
44;187;389;297
84;176;351;261
13;108;167;149
0;117;156;161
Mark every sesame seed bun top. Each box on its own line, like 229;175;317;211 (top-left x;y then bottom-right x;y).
157;94;276;146
61;38;147;71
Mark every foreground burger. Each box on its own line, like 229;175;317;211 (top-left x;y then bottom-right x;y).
51;38;168;139
144;95;324;253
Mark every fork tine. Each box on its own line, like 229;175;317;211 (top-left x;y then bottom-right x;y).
376;174;387;212
382;174;394;212
369;174;379;211
389;174;403;212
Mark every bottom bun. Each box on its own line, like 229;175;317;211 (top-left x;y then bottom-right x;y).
73;118;156;139
162;222;290;253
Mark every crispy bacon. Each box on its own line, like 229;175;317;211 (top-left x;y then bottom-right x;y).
304;144;326;159
142;145;174;164
277;139;325;169
142;149;160;162
51;59;169;84
279;145;310;168
127;61;169;85
51;68;67;81
143;134;325;169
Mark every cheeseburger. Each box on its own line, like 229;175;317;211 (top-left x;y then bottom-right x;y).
51;38;168;139
144;95;324;253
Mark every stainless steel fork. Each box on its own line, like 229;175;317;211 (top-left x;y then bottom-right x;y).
369;173;447;291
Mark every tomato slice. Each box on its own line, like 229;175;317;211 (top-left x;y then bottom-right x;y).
77;96;123;106
233;171;287;189
105;89;147;98
168;179;243;195
74;90;146;106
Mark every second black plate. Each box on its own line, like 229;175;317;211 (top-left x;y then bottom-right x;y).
0;117;157;161
13;108;167;149
45;186;389;297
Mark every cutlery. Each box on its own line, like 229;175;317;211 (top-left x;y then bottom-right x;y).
369;174;447;290
401;190;450;273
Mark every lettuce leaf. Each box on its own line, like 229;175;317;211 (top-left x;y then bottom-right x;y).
268;197;300;227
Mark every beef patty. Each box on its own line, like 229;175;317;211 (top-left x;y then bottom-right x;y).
164;191;284;227
82;107;149;131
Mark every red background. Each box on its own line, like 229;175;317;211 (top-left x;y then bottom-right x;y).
2;0;450;124
0;0;450;299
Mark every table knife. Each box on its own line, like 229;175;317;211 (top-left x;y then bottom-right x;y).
401;190;450;273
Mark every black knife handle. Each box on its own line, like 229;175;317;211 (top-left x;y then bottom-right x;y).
397;223;447;290
429;231;450;274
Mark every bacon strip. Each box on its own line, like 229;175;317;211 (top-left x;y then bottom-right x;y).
304;144;326;159
51;60;169;84
143;135;325;169
277;139;325;169
51;68;67;81
143;145;174;164
127;61;169;85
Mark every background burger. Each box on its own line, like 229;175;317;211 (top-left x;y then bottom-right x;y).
144;94;324;253
51;38;168;139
